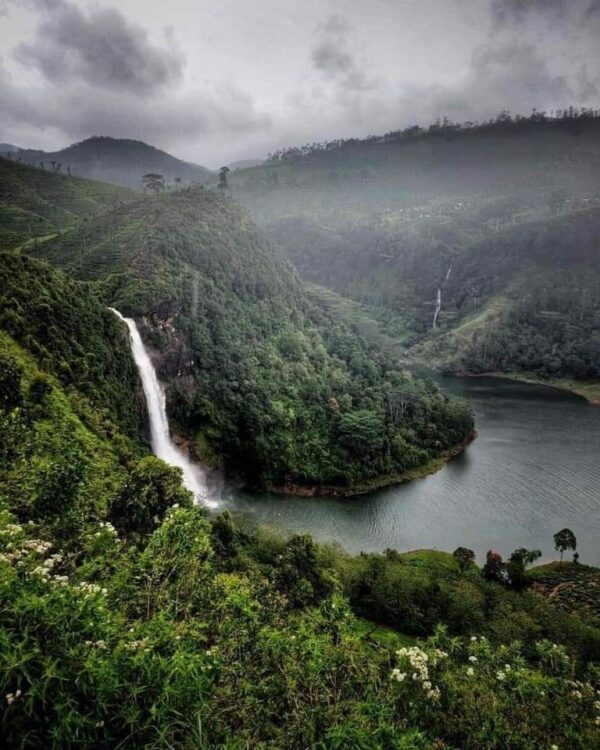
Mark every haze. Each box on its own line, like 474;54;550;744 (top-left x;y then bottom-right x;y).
0;0;599;166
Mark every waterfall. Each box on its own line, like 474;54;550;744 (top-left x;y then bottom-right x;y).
432;257;455;331
110;308;216;508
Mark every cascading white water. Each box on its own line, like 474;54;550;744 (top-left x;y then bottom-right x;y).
110;308;216;508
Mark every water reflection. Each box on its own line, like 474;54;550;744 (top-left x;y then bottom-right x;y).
222;376;600;565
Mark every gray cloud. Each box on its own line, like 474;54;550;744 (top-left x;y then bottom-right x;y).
0;0;598;165
311;15;377;92
15;0;183;95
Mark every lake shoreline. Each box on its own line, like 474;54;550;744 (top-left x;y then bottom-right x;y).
268;431;477;498
462;371;600;406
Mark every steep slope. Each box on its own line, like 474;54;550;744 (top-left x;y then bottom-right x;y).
0;156;135;251
17;136;212;190
0;252;145;437
0;253;147;530
28;184;473;493
410;208;600;381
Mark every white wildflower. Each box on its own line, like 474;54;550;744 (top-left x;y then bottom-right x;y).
496;671;506;681
466;667;474;676
468;655;477;663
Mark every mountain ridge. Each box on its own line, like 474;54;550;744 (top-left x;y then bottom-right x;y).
15;135;212;190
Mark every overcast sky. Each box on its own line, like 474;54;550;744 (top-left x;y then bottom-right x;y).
0;0;598;167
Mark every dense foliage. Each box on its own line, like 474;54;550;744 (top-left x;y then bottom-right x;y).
0;158;598;749
1;492;599;748
26;185;473;491
0;252;144;436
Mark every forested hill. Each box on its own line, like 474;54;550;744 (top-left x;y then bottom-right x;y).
228;111;600;389
0;156;135;251
20;176;473;492
14;136;212;190
0;252;145;438
410;207;600;380
231;112;600;210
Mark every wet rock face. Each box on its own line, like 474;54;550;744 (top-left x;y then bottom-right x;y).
135;314;199;406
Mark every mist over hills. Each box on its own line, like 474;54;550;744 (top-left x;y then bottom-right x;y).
229;111;600;389
12;136;212;190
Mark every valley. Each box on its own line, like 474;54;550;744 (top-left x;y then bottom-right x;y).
1;113;600;749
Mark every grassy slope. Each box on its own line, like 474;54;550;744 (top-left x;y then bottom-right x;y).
0;329;140;520
0;156;135;251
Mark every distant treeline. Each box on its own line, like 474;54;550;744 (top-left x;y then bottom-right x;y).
267;107;600;163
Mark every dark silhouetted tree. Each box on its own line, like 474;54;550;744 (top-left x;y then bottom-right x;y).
482;550;507;585
507;547;541;590
142;173;166;194
218;166;230;190
554;528;576;563
453;547;475;573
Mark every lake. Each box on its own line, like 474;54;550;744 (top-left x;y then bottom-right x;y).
221;376;600;566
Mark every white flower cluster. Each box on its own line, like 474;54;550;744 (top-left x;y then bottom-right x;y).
1;538;52;565
92;522;118;539
0;523;23;537
5;689;22;705
124;638;151;652
77;582;108;596
30;552;64;579
394;646;441;701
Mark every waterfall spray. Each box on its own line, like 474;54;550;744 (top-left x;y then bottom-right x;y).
110;308;216;508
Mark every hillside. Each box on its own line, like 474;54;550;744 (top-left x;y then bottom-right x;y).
0;252;145;437
229;112;600;386
0;156;135;251
0;253;148;536
16;136;212;190
24;179;473;493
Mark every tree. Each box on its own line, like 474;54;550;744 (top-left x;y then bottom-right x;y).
109;456;193;539
218;166;230;190
272;533;335;608
507;547;541;590
142;173;166;194
482;550;507;585
554;528;576;563
453;547;475;573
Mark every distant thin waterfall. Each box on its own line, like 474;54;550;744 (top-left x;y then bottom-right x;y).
432;257;455;330
110;308;216;508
